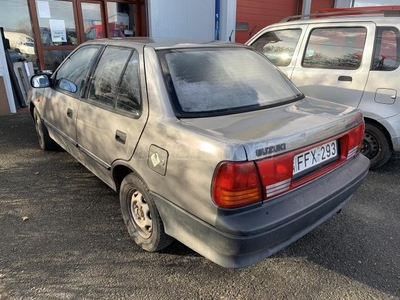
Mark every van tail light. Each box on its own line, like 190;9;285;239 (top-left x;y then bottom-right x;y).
212;161;262;208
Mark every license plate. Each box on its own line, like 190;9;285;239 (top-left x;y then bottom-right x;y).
293;140;338;176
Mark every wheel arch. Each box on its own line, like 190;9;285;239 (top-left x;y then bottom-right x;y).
364;117;393;151
112;163;145;194
29;102;35;117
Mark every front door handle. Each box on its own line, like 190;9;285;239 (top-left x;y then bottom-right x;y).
115;130;126;144
338;76;352;82
67;108;73;118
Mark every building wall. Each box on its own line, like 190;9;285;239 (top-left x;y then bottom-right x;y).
235;0;298;43
219;0;237;42
311;0;335;12
148;0;215;40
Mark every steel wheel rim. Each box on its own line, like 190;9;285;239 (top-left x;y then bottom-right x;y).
129;189;152;239
361;132;379;159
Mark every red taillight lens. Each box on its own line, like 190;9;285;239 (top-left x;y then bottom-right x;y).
255;152;293;199
347;122;365;159
212;161;262;208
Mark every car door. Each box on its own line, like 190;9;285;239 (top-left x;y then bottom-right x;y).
40;45;101;156
290;22;375;108
76;45;147;186
247;25;308;78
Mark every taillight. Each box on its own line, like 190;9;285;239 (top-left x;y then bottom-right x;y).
212;161;262;208
255;152;293;199
212;121;365;208
347;122;365;160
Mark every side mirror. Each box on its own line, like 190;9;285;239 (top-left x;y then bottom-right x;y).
31;74;51;88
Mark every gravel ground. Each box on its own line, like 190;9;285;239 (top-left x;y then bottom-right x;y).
0;113;399;300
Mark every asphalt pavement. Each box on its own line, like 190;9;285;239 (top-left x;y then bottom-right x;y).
0;113;399;300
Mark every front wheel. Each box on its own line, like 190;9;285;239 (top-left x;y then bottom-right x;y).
361;122;392;170
119;173;173;252
33;107;58;151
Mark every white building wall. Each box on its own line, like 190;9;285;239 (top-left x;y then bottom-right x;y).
335;0;354;7
219;0;237;42
148;0;215;40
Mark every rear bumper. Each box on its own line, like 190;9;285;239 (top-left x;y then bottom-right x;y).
154;154;369;268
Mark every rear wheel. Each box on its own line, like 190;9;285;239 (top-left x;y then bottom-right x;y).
119;173;173;252
361;122;392;170
33;107;58;151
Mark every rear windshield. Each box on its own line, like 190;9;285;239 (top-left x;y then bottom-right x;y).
158;48;303;117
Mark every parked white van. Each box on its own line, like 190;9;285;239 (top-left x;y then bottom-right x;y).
4;31;35;56
247;6;400;169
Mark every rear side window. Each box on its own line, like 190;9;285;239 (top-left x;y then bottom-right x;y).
158;48;302;117
302;27;367;70
116;52;142;116
87;46;142;117
252;29;302;66
372;27;400;71
88;46;132;107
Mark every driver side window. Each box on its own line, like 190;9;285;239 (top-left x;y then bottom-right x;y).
54;46;100;96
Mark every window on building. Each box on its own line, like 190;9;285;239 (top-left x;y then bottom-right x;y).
82;2;104;41
302;27;367;70
107;2;136;37
372;27;400;71
1;0;37;69
37;0;78;46
252;29;302;67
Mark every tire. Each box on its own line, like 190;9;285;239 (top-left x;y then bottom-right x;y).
33;107;58;151
119;173;173;252
361;122;392;170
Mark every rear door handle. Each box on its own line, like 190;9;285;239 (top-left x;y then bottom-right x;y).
338;76;352;82
67;108;73;118
115;130;126;144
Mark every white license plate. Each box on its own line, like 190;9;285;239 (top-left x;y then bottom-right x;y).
293;140;338;176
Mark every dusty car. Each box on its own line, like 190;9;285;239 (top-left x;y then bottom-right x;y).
28;38;369;268
246;6;400;169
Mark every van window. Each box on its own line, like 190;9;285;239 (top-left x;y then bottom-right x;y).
302;27;367;70
252;29;302;66
372;27;400;71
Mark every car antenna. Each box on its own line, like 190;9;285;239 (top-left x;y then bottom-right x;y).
229;30;234;41
249;26;257;37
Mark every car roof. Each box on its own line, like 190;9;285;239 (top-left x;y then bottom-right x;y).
84;37;247;50
279;6;400;25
